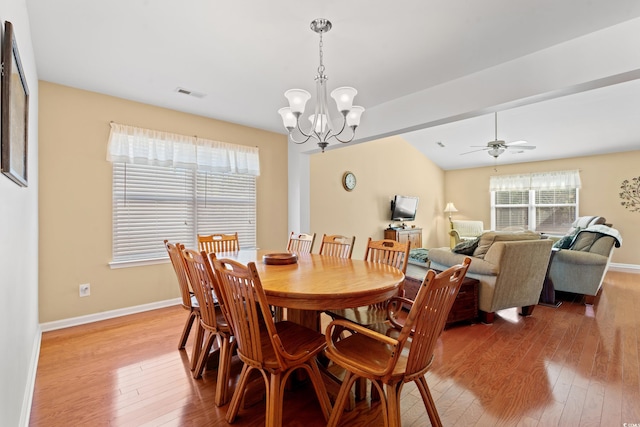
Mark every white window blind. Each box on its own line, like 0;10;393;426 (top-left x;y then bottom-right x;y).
113;163;195;262
491;170;580;234
108;124;259;266
196;171;256;248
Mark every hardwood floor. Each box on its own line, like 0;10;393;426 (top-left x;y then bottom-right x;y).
30;271;640;426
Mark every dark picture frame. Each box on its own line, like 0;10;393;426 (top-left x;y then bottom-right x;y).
1;21;29;187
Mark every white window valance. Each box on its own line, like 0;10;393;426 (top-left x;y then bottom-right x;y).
490;170;581;191
107;123;260;176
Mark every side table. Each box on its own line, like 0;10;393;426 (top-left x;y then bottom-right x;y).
404;274;479;326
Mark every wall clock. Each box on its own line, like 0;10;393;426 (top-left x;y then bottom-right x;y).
342;171;356;191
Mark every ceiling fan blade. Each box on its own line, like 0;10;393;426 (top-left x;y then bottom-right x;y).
460;148;489;155
513;145;536;150
505;140;528;146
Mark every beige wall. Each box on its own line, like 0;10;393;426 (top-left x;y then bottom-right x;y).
310;136;445;259
444;151;640;265
310;135;639;267
38;82;289;323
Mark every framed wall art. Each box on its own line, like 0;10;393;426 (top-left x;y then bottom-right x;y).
1;21;29;187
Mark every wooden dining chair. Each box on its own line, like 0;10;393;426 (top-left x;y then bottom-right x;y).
181;248;236;407
211;257;332;427
198;232;240;253
323;237;410;401
286;231;316;253
318;234;356;259
164;240;200;353
326;238;410;327
325;258;472;427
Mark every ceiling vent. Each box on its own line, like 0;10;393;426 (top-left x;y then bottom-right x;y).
175;87;206;99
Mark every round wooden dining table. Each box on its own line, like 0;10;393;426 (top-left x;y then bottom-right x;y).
214;249;405;330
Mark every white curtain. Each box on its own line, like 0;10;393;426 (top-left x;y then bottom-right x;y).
530;170;581;190
490;170;581;191
107;123;260;176
489;173;533;191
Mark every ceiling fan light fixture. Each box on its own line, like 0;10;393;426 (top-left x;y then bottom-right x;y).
488;147;505;158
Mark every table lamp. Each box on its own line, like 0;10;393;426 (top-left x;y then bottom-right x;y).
444;202;458;228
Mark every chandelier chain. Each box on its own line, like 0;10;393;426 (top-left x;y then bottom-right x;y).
318;31;325;76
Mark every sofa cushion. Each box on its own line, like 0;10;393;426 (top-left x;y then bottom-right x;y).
589;235;616;257
473;230;541;259
452;237;480;255
428;247;498;276
570;232;601;252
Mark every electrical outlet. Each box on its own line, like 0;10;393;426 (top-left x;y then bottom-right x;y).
79;283;90;297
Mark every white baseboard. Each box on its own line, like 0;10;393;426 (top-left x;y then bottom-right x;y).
608;263;640;273
20;326;42;427
40;298;182;332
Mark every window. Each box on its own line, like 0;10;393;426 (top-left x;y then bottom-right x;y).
490;170;580;234
108;123;260;266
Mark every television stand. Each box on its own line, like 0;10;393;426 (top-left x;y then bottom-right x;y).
384;227;422;248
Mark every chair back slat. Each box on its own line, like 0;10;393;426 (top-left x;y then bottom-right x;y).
287;232;316;254
364;238;410;273
198;233;240;253
164;240;193;309
364;238;410;298
212;258;279;366
182;248;223;331
319;234;355;259
401;258;471;378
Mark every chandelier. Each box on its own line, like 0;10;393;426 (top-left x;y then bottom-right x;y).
278;19;365;152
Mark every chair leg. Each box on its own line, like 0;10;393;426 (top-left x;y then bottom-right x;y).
179;311;197;350
226;364;258;424
193;331;216;379
415;376;443;427
191;322;204;371
306;359;333;421
385;381;404;427
266;372;284;427
213;334;235;406
327;371;359;427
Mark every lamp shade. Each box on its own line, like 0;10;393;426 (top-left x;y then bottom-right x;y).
284;89;311;115
278;107;297;129
346;106;365;127
330;87;357;113
444;202;458;214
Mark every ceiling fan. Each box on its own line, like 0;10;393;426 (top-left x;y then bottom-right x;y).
461;112;536;158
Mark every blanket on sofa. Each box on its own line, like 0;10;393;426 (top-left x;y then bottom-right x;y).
409;248;429;262
579;225;622;247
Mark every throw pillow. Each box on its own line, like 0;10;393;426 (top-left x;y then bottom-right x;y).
452;237;480;255
552;227;581;250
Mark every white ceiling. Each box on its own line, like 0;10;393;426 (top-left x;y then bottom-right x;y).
26;0;640;169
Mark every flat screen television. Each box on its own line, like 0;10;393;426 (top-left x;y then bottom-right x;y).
390;195;419;221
